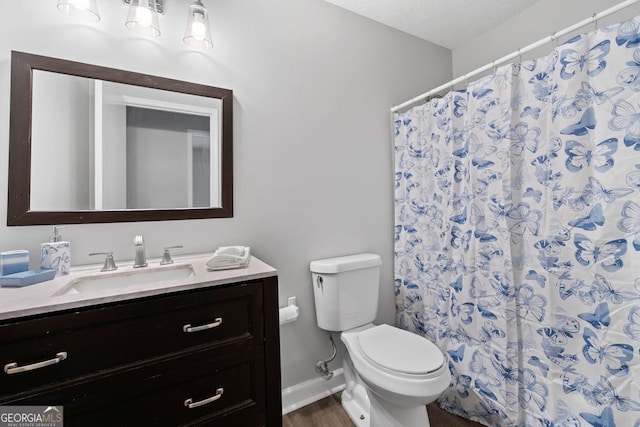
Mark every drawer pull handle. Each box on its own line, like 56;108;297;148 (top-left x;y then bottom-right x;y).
4;352;68;375
184;387;224;409
183;317;223;333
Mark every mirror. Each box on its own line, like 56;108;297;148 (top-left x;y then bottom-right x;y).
8;51;233;225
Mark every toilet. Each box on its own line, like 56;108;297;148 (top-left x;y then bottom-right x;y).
310;253;451;427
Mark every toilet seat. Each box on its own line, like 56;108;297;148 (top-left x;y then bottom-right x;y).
356;324;444;378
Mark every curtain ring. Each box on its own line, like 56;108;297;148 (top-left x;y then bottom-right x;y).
492;60;497;74
593;13;598;31
551;31;559;48
517;48;522;64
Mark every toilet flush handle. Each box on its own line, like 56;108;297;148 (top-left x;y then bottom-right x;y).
316;275;323;291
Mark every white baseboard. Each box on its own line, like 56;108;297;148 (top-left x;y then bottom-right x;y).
281;368;346;415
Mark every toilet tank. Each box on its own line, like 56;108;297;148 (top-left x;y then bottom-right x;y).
310;253;382;331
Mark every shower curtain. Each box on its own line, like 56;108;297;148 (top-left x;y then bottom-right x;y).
394;15;640;427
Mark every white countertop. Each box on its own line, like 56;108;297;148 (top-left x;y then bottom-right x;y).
0;254;277;321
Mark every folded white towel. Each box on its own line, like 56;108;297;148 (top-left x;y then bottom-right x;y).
206;246;250;271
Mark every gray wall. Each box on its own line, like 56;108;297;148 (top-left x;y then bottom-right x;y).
126;126;188;209
102;81;128;210
31;71;92;210
453;0;640;76
0;0;451;390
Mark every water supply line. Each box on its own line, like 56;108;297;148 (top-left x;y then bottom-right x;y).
315;333;337;380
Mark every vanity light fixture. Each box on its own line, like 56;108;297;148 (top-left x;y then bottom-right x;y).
183;0;213;49
57;0;214;50
125;0;162;37
57;0;100;21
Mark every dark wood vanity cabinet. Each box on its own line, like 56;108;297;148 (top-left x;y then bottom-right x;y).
0;277;282;426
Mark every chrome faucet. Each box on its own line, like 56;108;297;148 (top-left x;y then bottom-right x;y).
89;252;118;272
133;234;147;268
160;245;183;265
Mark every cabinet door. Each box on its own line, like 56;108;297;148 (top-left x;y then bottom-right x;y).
0;281;264;398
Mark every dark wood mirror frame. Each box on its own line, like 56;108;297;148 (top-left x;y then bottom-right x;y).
7;51;233;226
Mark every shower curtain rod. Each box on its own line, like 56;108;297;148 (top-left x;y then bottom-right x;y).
390;0;640;113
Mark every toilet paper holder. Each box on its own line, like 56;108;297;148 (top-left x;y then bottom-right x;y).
279;296;299;326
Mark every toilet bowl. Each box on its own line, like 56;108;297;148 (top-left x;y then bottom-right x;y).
310;254;451;427
340;324;451;427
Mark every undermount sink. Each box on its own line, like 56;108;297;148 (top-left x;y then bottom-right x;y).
54;264;195;296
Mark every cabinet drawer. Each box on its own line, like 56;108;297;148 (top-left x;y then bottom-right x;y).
71;349;265;426
12;348;266;427
0;282;264;397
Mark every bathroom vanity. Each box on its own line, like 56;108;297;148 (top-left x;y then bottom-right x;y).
0;255;281;426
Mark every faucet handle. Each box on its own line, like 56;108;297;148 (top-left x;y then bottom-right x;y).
160;245;183;265
89;252;118;272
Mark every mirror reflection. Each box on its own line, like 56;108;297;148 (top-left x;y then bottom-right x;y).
31;71;221;211
7;51;233;226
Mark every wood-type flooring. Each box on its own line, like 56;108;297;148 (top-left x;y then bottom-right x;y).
282;393;485;427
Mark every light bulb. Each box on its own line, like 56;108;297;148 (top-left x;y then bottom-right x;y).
126;2;160;37
57;0;100;21
191;21;206;40
135;7;153;27
183;1;212;49
70;0;90;10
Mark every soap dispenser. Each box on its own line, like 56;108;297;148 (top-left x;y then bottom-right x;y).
41;225;71;276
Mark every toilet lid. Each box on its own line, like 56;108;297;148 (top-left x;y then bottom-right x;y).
357;324;444;375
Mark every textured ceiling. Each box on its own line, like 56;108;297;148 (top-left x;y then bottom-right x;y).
322;0;541;49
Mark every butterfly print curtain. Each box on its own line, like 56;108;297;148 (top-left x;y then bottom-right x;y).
393;15;640;427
